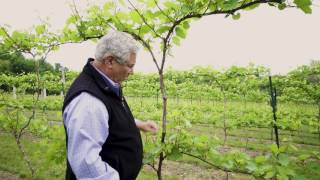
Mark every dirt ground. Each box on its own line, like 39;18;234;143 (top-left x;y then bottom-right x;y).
144;160;253;180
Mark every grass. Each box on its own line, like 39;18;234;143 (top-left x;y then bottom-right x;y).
0;131;177;180
137;169;178;180
0;131;66;180
0;132;41;179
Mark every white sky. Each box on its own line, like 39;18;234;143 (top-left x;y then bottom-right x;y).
0;0;320;75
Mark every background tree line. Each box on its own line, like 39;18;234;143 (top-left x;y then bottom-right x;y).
1;60;319;105
0;47;67;75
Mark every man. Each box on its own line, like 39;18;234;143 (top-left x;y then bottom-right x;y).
63;31;158;180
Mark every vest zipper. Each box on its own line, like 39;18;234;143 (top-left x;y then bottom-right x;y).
121;96;125;108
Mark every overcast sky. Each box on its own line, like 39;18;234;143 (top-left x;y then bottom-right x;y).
1;0;320;74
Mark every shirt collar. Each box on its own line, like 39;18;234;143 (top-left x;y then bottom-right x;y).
90;62;121;96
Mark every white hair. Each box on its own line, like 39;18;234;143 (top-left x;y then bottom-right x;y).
95;31;139;64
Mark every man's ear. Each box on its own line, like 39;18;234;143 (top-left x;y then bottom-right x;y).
104;56;114;66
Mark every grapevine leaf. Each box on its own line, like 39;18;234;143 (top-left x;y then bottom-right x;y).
278;3;286;10
244;3;260;11
298;154;310;161
246;162;257;172
294;0;312;14
130;11;142;23
255;156;267;163
270;144;279;155
223;0;239;10
278;154;290;166
182;21;190;29
172;36;180;46
157;26;170;34
35;25;46;35
265;171;276;179
232;13;241;20
175;27;186;39
164;1;177;9
103;2;115;11
167;146;182;160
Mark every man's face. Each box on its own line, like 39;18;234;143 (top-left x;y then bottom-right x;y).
112;53;136;83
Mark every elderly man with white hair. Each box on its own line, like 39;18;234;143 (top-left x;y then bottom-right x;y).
63;31;158;180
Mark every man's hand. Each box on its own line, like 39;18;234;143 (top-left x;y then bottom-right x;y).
135;119;158;133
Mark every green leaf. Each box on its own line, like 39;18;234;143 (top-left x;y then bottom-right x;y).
278;154;290;166
265;171;275;178
139;25;150;35
244;3;260;11
172;36;180;46
270;144;279;155
182;21;190;29
278;3;286;10
51;46;59;51
167;146;182;160
0;28;6;36
232;13;241;20
168;133;177;142
289;144;298;151
279;146;286;153
164;1;176;9
298;154;310;161
35;25;46;35
312;151;320;160
293;175;309;180
144;10;155;20
255;156;267;163
222;160;234;169
66;16;77;25
209;4;217;11
147;0;156;8
115;12;128;21
198;135;209;142
175;27;186;39
130;11;142;23
157;26;170;34
223;0;239;10
294;0;312;14
246;162;257;172
184;120;192;128
103;2;115;11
